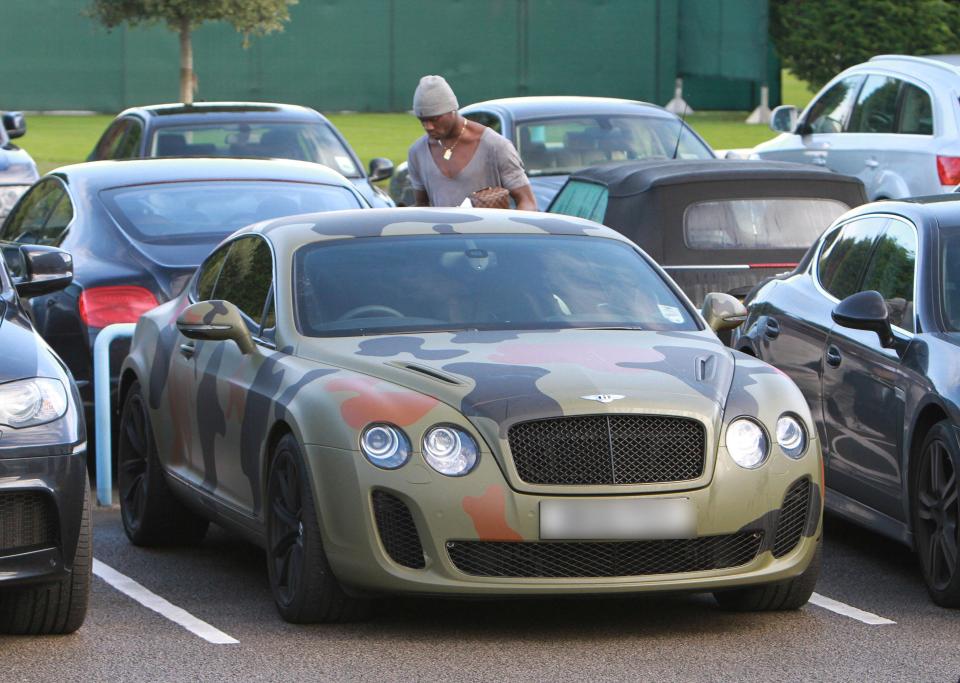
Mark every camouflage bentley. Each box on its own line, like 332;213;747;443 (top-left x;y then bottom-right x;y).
118;207;823;623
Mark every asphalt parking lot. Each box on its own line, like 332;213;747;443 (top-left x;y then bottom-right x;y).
1;504;957;682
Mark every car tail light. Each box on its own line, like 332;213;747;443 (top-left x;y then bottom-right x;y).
79;286;159;328
937;155;960;185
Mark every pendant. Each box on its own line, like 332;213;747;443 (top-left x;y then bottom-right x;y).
443;149;452;161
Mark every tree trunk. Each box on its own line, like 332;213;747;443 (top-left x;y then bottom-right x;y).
179;18;193;104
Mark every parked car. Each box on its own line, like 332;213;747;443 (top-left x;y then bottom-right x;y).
754;54;960;200
0;111;39;220
119;207;822;623
733;195;960;606
389;96;716;209
88;102;395;208
547;159;866;305
0;241;90;634
0;157;369;418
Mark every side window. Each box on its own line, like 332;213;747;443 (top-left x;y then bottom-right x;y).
114;119;144;158
0;180;60;244
848;75;899;133
860;220;917;331
464;111;502;134
805;76;863;134
93;119;131;160
38;190;74;246
817;217;886;300
211;236;274;334
898;83;933;135
195;244;230;301
547;180;609;222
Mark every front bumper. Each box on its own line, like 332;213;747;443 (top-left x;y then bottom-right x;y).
305;438;823;596
0;446;88;587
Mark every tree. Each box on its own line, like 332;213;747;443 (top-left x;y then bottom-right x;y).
770;0;960;89
88;0;297;104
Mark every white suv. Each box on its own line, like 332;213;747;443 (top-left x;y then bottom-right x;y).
753;55;960;200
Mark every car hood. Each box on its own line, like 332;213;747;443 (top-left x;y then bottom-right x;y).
0;297;53;382
529;175;567;210
296;328;734;443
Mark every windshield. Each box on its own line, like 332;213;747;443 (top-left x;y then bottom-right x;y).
294;234;698;336
100;180;362;245
150;122;362;178
515;116;713;176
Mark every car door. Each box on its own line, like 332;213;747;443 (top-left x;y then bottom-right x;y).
821;217;918;521
839;74;901;198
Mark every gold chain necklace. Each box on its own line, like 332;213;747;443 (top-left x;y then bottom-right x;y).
439;119;467;160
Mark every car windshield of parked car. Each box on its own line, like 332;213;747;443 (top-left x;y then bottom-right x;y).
294;234;698;336
100;180;362;244
515;116;713;176
684;197;851;249
150;123;362;178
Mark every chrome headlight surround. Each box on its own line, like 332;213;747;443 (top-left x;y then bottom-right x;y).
725;417;769;469
0;377;68;428
360;423;411;470
422;425;479;477
776;414;807;459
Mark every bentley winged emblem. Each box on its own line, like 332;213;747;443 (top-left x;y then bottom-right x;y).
580;394;626;404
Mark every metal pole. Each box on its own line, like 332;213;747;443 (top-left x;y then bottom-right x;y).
93;323;136;506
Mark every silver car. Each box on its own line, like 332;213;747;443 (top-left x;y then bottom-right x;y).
754;55;960;200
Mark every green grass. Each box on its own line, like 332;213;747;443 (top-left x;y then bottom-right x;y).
18;72;821;174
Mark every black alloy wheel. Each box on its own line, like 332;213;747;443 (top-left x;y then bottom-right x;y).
914;421;960;607
118;389;150;535
267;447;305;608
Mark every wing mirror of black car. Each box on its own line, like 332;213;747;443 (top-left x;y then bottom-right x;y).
831;290;898;349
701;292;748;332
2;111;27;139
770;105;798;134
368;157;394;182
6;244;74;298
177;300;255;354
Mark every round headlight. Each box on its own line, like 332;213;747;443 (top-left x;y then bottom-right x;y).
360;424;410;469
0;377;68;428
777;415;807;459
422;426;478;476
725;418;769;469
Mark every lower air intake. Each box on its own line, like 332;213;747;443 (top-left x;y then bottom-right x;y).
772;478;812;558
0;491;58;553
372;491;426;569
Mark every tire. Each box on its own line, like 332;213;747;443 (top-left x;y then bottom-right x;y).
0;472;92;635
265;433;371;623
118;380;208;546
911;421;960;607
713;541;821;612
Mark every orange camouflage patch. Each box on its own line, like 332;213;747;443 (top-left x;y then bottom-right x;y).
327;376;438;428
462;485;522;541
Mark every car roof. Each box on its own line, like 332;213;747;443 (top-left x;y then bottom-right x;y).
462;96;676;120
864;54;960;78
50;157;355;191
852;194;960;226
117;101;324;124
566;159;864;197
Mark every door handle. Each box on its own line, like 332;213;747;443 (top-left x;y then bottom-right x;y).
812;157;827;166
825;345;842;368
763;317;781;340
178;342;196;359
865;158;879;168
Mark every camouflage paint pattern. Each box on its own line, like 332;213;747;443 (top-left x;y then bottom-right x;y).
121;208;822;596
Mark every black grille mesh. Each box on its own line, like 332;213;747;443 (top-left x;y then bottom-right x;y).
508;415;706;485
372;491;425;569
0;491;58;552
773;478;811;558
447;533;762;578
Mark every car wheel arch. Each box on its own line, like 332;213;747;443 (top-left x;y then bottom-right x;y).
906;402;952;534
118;368;140;414
261;421;296;500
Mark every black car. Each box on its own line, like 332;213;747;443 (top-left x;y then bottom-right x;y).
733;195;960;606
0;242;90;634
88;102;395;208
547;159;867;306
0;111;39;220
0;157;369;416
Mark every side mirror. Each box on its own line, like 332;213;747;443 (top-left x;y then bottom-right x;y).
177;300;255;354
5;244;73;298
2;112;27;139
368;157;394;182
769;105;798;134
832;290;895;348
701;292;748;332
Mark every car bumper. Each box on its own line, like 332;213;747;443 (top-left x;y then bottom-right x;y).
305;439;823;596
0;446;88;587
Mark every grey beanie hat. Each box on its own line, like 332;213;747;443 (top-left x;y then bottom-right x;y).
413;75;458;117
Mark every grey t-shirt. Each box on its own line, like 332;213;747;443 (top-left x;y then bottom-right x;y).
407;128;530;207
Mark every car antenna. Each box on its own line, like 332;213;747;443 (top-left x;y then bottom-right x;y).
672;101;689;159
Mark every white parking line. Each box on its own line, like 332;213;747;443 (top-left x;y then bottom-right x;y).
810;592;896;625
93;559;239;644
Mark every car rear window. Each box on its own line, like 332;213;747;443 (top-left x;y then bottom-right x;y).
99;180;362;244
683;197;849;250
150;122;361;177
548;180;609;222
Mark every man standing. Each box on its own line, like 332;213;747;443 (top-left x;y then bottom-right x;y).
408;75;537;210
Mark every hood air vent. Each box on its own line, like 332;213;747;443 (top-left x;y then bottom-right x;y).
387;361;464;385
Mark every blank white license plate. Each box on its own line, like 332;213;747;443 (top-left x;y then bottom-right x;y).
539;498;696;540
